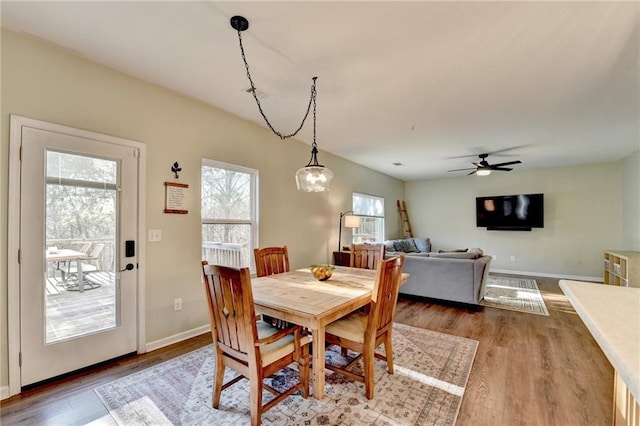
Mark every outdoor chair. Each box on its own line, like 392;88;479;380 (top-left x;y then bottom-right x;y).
201;261;310;426
65;243;105;290
324;255;405;399
350;243;386;270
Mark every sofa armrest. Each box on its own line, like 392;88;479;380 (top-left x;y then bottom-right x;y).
474;255;492;302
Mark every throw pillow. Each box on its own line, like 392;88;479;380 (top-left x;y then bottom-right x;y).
467;247;484;256
393;239;418;253
412;237;431;253
383;240;397;253
438;248;468;253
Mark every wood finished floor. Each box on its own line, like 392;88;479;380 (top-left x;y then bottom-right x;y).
0;274;613;425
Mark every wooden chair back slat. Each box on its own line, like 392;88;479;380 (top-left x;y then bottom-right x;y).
254;246;290;277
202;262;257;360
369;255;404;336
350;244;385;270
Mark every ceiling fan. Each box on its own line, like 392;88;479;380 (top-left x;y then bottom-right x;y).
447;153;522;176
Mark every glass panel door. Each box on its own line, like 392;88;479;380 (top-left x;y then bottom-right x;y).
45;150;118;343
18;123;138;387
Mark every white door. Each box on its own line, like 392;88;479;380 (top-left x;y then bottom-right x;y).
18;124;139;386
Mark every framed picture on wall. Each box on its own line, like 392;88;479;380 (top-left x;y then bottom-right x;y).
164;182;188;214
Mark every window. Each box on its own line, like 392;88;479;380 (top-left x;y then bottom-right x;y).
352;193;385;244
201;159;258;272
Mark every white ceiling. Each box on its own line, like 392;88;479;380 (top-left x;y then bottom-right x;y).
2;1;638;181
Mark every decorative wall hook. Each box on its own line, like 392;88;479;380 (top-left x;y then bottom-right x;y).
171;162;182;179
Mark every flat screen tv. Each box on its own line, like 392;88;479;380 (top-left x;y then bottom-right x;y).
476;193;544;231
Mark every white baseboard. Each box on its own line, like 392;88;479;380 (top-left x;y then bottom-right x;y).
1;385;10;401
490;268;602;283
145;324;211;353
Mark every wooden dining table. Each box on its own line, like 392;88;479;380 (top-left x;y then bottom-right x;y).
251;265;409;399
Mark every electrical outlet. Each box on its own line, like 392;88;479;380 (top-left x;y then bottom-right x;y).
510;255;516;262
173;298;182;311
148;229;162;242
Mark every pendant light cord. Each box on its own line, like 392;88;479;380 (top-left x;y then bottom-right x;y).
236;29;316;141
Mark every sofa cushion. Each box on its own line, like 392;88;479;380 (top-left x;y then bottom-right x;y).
404;252;431;257
468;247;484;256
428;251;482;259
412;237;431;253
384;240;397;253
393;239;418;253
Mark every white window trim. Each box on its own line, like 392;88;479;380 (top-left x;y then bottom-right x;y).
352;192;385;244
201;159;259;270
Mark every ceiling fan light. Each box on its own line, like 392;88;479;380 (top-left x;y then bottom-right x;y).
476;168;491;176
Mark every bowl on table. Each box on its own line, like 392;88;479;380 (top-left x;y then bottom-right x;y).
309;264;335;281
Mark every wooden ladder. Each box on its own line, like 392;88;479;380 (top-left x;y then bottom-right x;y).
397;200;414;238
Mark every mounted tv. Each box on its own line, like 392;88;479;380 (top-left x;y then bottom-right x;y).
476;193;544;231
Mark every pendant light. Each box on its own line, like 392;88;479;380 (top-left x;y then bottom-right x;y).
230;16;334;192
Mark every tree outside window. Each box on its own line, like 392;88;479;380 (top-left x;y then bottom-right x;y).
201;159;258;271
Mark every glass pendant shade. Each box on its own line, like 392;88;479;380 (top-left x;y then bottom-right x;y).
295;165;334;192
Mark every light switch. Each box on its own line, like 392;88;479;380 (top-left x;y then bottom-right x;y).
148;229;162;242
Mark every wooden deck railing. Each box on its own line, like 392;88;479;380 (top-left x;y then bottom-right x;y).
202;242;244;268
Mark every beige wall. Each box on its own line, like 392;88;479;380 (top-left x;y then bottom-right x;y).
622;151;640;250
405;162;624;279
0;30;403;390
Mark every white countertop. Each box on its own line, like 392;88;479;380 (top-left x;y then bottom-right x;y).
559;280;640;402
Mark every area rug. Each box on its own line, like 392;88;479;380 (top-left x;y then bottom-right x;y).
480;276;549;316
95;323;478;425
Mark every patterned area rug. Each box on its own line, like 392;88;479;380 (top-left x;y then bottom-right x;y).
95;323;478;425
481;276;549;316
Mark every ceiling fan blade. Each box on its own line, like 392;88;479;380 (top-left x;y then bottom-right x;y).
467;171;477;175
491;167;513;171
490;160;522;168
447;167;476;172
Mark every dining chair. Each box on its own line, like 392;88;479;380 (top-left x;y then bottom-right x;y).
254;246;291;328
254;246;290;277
324;254;405;399
350;243;386;270
201;261;310;426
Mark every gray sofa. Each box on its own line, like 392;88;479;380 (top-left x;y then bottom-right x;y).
384;238;491;307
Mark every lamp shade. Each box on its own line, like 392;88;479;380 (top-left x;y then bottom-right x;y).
344;215;361;228
476;168;491;176
295;166;334;192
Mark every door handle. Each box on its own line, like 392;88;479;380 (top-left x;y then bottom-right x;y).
120;263;134;272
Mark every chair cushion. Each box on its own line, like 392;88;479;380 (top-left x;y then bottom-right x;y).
325;311;368;344
67;263;99;274
257;320;310;366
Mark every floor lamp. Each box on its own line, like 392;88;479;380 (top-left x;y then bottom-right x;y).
338;211;361;253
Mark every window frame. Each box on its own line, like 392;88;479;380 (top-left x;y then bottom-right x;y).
352;192;385;244
201;158;259;272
